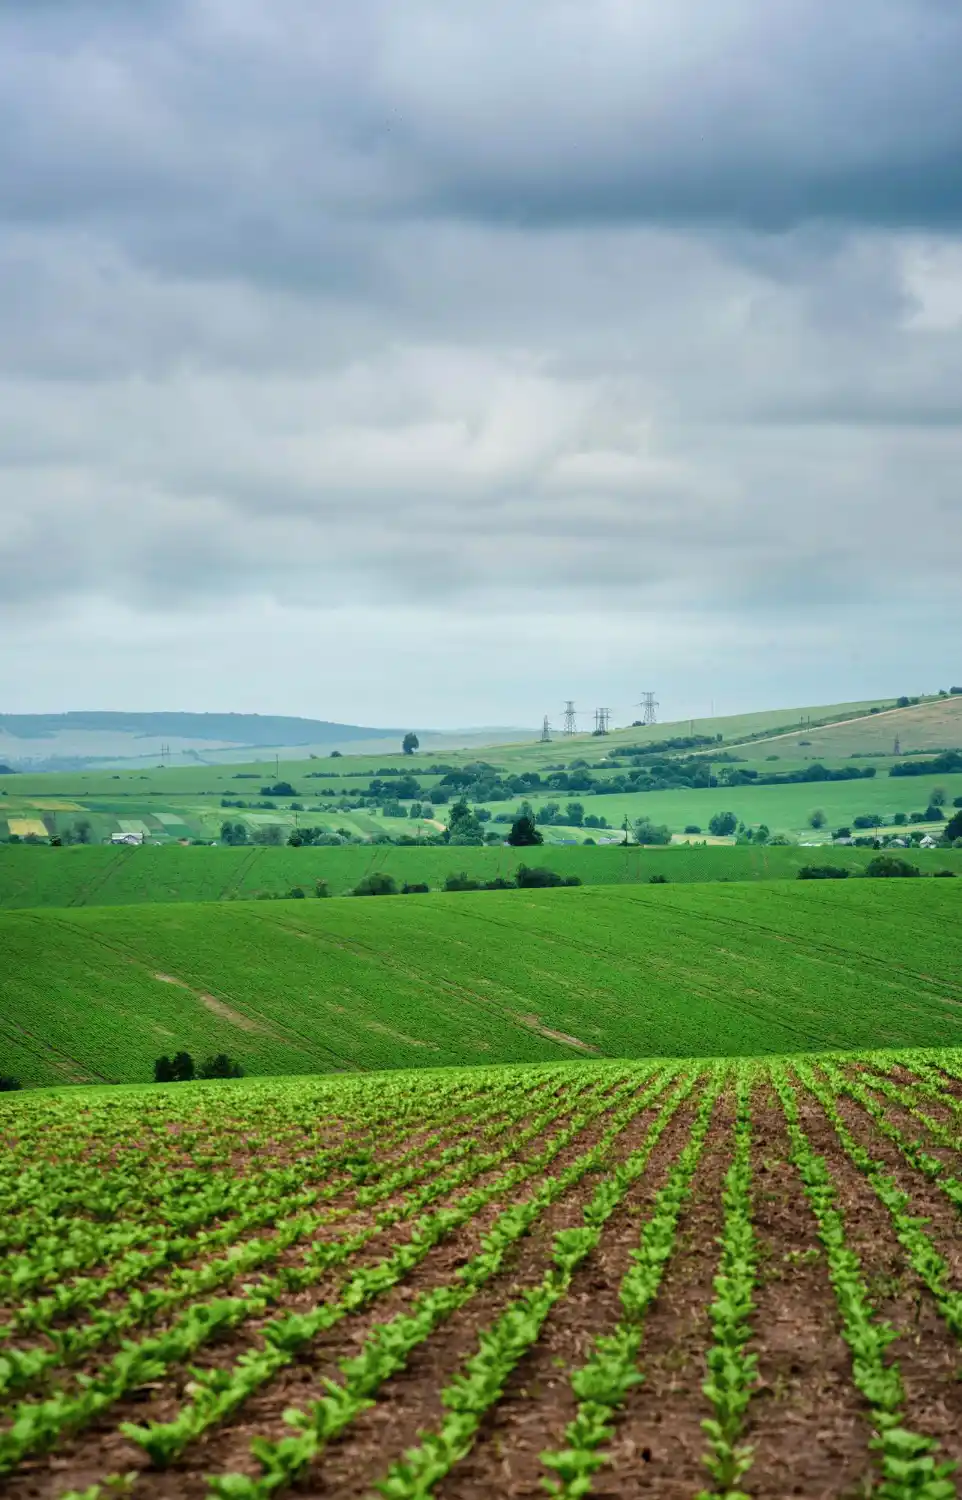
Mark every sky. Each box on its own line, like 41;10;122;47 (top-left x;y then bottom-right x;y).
2;0;962;731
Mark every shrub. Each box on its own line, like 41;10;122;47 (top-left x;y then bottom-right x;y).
683;825;702;835
444;871;481;892
853;814;884;829
198;1053;244;1079
864;856;920;878
648;873;669;884
515;864;567;888
933;870;957;878
0;1074;22;1092
401;881;430;894
286;886;306;899
482;876;516;890
352;872;398;896
798;865;850;880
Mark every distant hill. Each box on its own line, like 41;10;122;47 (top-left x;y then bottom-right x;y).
0;713;528;771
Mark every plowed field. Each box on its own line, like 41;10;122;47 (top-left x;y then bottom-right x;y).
3;1051;962;1496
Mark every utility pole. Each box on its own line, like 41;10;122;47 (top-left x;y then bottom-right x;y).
622;814;631;846
636;692;659;726
275;753;280;778
563;701;577;735
160;743;170;766
540;716;552;743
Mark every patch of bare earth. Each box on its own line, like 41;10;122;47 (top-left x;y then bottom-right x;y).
738;1086;873;1499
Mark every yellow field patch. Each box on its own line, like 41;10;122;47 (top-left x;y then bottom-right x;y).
28;800;85;812
8;818;48;837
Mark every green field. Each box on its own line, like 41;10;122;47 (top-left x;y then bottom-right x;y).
1;840;961;908
3;880;962;1087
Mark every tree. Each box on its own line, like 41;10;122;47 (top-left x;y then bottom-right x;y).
931;786;948;806
402;732;419;755
507;814;543;847
708;811;737;837
171;1051;195;1082
0;1073;22;1092
72;818;93;845
221;821;248;845
445;797;484;845
634;817;671;846
315;879;331;899
944;809;962;842
252;824;283;845
199;1053;244;1079
352;872;398;896
565;801;585;827
153;1055;175;1083
865;855;920;878
808;809;827;830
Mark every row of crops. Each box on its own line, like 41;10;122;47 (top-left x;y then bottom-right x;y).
2;1050;962;1497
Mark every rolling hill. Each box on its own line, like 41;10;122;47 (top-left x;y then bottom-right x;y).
3;880;961;1087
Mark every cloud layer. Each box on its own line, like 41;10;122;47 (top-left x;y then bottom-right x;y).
2;0;961;723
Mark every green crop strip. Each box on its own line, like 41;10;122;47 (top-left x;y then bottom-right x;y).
771;1067;956;1499
695;1065;758;1499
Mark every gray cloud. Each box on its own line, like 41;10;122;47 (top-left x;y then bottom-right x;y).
0;0;961;721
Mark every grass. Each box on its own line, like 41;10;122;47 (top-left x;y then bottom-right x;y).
2;879;961;1087
2;841;961;908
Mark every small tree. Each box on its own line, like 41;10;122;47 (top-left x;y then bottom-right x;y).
708;811;737;837
931;786;948;807
565;801;585;827
507;814;543;847
808;809;826;830
171;1051;195;1082
315;879;331;899
153;1055;175;1083
402;732;419;756
865;855;920;878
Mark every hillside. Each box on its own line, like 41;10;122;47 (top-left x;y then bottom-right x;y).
739;694;962;759
2;880;961;1086
0;712;528;771
2;841;961;908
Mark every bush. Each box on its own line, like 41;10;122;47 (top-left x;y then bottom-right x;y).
853;814;884;829
515;865;566;888
708;811;737;837
352;872;398;896
198;1053;244;1079
482;876;516;890
286;886;306;899
648;873;669;884
798;865;850;880
864;856;920;878
683;825;702;835
401;881;430;894
0;1074;22;1092
933;870;957;878
444;871;481;892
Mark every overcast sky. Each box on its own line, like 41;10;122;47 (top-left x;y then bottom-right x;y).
2;0;961;730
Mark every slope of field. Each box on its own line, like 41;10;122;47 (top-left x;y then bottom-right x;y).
4;841;961;908
3;1052;962;1497
2;881;962;1086
741;693;962;759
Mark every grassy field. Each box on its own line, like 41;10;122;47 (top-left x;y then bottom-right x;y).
3;1052;962;1495
2;880;962;1087
729;693;962;759
2;840;961;908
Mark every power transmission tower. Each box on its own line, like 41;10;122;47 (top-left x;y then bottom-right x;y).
893;735;901;756
563;701;577;735
637;692;659;726
540;716;552;743
593;707;610;734
160;743;170;766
